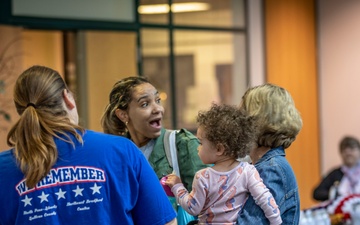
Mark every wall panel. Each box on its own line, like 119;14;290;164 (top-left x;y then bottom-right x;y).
264;0;319;209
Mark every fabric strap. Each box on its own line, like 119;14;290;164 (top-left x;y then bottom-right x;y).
164;129;180;176
164;129;198;225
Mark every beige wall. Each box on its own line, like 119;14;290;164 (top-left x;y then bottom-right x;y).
318;0;360;176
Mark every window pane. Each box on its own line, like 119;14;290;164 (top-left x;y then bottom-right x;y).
139;0;245;27
81;31;137;131
141;29;173;129
173;0;245;28
13;0;135;22
139;0;169;24
174;30;246;130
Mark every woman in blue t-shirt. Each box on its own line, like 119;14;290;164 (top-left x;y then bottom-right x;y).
0;65;176;225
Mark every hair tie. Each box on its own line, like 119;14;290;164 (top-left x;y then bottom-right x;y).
26;103;37;108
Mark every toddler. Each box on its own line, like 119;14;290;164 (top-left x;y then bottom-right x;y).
165;104;282;225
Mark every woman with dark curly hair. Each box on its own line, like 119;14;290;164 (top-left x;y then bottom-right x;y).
101;77;208;224
165;104;282;225
0;66;176;225
101;76;207;191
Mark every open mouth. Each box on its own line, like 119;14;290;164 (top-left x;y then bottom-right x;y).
150;118;162;129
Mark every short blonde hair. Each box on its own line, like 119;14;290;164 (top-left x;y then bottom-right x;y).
240;83;302;149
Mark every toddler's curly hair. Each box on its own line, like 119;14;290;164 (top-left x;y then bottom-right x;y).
196;103;257;159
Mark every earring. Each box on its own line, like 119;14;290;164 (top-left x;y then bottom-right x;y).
125;121;128;126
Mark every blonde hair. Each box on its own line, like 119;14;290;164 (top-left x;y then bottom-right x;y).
7;65;84;188
240;83;302;149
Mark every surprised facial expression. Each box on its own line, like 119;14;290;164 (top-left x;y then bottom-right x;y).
126;83;164;140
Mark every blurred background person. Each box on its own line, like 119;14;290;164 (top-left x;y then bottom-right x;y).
313;136;360;201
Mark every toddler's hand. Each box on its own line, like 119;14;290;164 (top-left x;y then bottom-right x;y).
164;174;181;188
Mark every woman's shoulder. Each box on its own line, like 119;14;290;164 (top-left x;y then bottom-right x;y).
175;128;199;143
84;129;130;142
327;167;343;177
174;129;200;156
82;130;139;154
0;149;12;157
0;149;15;167
256;152;296;179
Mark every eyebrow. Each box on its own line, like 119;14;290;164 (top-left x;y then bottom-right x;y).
136;91;159;103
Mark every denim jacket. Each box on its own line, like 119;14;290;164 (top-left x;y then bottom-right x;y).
237;147;300;225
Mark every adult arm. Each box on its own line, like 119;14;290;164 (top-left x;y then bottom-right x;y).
313;168;343;201
132;147;177;225
165;218;177;225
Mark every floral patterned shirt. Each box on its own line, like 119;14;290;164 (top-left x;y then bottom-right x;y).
171;162;282;225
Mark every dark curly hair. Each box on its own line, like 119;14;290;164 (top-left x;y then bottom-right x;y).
101;76;150;135
196;103;257;159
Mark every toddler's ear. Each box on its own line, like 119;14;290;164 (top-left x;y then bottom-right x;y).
216;143;226;156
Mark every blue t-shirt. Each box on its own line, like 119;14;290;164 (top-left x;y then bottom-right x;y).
0;130;176;225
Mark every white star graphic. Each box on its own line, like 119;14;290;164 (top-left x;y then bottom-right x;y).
38;191;49;203
90;183;102;195
21;195;32;207
73;185;84;197
55;188;67;200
